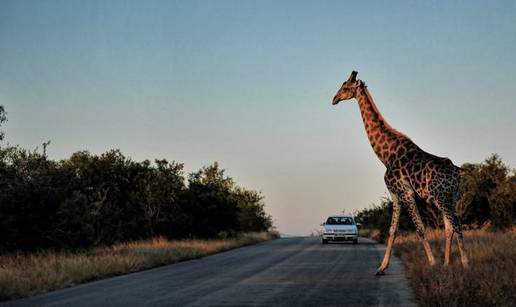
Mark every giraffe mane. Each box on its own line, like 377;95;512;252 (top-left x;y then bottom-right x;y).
362;85;410;140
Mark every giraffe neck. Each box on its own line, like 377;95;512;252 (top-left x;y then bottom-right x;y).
355;86;409;166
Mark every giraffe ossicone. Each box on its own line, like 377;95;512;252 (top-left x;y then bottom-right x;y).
333;71;468;275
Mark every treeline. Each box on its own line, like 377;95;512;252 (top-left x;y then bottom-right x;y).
355;154;516;238
0;106;272;251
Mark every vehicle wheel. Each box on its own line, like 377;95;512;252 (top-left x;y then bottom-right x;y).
353;239;358;244
322;239;328;244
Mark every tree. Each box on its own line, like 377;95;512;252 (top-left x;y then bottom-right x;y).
138;159;185;237
181;162;240;238
457;154;514;230
232;187;272;232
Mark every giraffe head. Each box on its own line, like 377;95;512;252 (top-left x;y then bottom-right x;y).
332;71;363;105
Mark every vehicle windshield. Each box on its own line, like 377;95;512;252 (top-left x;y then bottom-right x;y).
326;216;354;225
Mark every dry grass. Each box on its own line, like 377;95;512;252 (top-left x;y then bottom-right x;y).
0;232;277;301
393;229;516;307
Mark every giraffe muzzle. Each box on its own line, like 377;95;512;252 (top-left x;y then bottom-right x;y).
332;95;341;105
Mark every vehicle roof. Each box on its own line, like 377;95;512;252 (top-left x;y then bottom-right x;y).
327;214;354;218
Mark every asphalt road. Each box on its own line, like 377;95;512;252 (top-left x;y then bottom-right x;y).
4;237;415;307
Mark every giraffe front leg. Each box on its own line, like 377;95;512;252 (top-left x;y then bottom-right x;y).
455;231;469;268
443;216;454;265
451;214;469;268
407;203;436;266
376;193;401;275
436;197;469;268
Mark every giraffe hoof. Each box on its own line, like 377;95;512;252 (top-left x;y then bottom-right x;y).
375;270;386;276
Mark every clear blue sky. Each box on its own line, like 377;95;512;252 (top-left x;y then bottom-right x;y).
1;0;515;235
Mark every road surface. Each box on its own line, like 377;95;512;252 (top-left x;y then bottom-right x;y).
4;237;415;307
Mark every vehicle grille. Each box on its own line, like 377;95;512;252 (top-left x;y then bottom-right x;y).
334;229;352;233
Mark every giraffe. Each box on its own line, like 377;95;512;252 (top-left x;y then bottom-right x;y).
332;71;468;275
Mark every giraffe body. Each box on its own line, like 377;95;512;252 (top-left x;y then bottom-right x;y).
332;71;468;274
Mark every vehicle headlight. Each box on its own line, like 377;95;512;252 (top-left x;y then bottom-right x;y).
325;229;334;233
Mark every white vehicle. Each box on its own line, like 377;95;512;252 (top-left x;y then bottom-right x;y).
321;214;359;244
